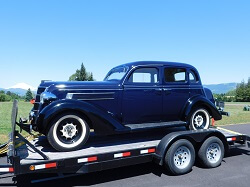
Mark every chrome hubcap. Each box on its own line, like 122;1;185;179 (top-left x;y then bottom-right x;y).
194;115;204;127
207;143;221;163
174;146;191;169
60;123;78;139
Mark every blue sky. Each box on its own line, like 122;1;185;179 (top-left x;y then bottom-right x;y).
0;0;249;88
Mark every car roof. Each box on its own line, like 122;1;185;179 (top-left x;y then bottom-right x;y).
118;61;196;69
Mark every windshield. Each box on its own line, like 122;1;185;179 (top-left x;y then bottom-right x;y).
104;66;128;81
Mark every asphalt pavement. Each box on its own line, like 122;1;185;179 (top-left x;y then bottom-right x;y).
1;124;250;187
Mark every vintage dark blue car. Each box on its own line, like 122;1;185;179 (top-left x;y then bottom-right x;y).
29;61;223;151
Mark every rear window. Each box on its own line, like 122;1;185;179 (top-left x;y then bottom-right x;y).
189;70;199;83
164;68;186;83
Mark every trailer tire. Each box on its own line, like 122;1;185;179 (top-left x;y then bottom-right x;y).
47;113;90;152
198;136;224;168
164;139;195;175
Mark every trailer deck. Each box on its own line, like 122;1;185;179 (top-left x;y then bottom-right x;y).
14;126;250;165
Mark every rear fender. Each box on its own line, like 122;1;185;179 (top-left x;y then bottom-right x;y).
36;99;126;135
182;95;222;121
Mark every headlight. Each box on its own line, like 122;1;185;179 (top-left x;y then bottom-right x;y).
40;92;57;104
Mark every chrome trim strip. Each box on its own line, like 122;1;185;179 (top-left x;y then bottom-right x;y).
78;98;115;101
59;89;122;91
67;92;115;95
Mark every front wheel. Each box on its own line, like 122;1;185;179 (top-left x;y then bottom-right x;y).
188;108;211;130
47;113;90;152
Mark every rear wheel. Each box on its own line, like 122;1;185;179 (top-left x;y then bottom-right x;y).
198;136;224;168
47;113;90;152
188;108;211;130
164;139;195;175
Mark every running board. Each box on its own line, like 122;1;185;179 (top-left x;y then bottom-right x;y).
124;121;187;131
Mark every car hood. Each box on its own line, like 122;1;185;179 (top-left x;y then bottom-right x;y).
40;81;121;93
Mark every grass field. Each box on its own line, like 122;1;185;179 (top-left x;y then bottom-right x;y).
215;102;250;126
0;101;250;144
0;101;32;144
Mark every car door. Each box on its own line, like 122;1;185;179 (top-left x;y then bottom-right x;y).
162;66;190;121
122;66;163;124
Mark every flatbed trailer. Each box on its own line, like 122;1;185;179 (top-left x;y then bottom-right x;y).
0;101;250;183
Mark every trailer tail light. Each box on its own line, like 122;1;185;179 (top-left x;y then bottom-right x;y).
114;152;131;158
227;137;237;141
140;148;156;154
29;162;57;171
0;167;14;173
78;156;98;163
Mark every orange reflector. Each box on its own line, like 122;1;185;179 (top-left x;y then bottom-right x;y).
29;165;35;171
30;99;35;104
212;118;215;126
232;137;237;141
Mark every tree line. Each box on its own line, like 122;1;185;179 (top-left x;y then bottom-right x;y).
213;78;250;102
0;89;34;102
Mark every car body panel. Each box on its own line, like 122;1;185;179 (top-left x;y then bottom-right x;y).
30;61;222;135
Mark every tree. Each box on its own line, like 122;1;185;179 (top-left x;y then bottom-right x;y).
235;78;250;102
25;88;33;102
0;93;11;102
69;63;94;81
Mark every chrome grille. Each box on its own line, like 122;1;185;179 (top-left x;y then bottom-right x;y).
33;86;46;113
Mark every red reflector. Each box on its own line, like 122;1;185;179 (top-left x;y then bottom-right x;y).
232;137;236;141
148;148;156;153
45;162;57;168
88;156;97;162
123;152;131;157
9;168;14;172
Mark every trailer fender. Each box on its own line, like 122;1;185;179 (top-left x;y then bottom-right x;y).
155;129;228;165
36;99;126;135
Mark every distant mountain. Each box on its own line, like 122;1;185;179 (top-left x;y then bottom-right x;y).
203;83;237;94
0;83;36;96
7;83;36;91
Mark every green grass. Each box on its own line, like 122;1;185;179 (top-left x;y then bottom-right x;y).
0;101;250;144
0;101;32;144
215;102;250;126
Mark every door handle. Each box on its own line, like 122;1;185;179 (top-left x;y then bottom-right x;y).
163;88;171;95
154;88;162;95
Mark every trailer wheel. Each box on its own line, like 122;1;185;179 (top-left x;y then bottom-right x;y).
188;108;211;130
164;139;195;175
198;136;224;168
47;113;90;152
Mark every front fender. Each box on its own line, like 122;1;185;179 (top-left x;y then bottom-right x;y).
182;95;222;120
36;99;126;134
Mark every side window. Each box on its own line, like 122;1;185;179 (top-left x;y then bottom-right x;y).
189;70;198;83
128;68;159;83
164;68;186;83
